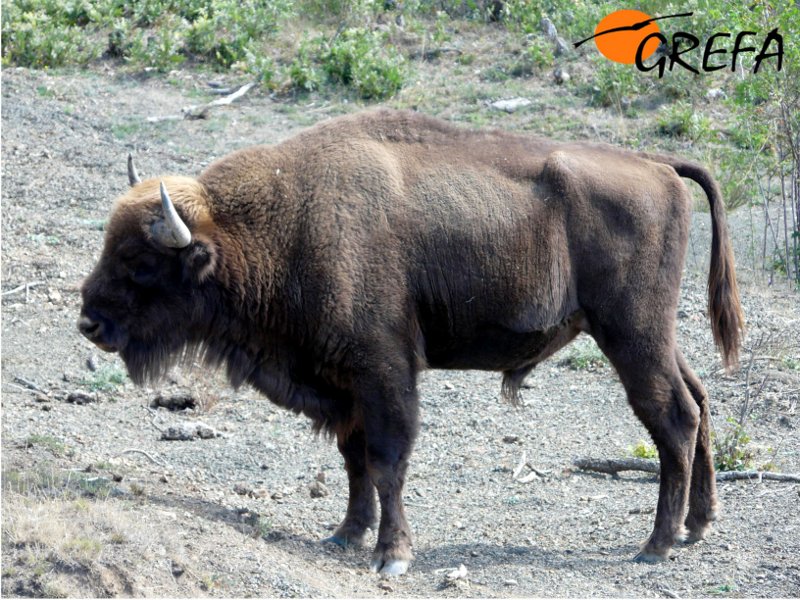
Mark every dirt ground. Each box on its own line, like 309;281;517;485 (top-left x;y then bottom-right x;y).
2;54;800;598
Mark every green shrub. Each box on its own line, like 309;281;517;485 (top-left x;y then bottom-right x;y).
629;440;658;459
656;101;711;141
323;28;405;99
289;36;325;92
713;417;755;472
1;1;103;67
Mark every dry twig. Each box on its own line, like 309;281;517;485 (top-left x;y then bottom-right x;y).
146;81;257;122
573;457;800;482
2;281;44;302
13;376;47;394
118;448;167;467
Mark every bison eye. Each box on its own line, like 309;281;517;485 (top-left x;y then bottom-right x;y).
122;255;159;287
129;265;159;287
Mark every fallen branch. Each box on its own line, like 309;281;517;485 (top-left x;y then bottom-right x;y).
2;281;44;302
182;81;257;120
512;450;552;483
573;457;659;476
146;81;257;122
118;448;167;467
13;376;47;394
716;470;800;482
573;458;800;483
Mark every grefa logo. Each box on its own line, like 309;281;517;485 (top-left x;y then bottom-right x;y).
573;9;783;77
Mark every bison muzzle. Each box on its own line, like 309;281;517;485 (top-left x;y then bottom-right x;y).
78;109;743;575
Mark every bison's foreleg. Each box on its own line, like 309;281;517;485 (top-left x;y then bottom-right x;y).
325;427;377;548
676;350;719;542
359;372;419;576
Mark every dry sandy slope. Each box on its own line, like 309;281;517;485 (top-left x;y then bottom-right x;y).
1;66;799;597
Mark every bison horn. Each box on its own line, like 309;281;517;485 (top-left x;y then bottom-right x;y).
127;154;141;186
151;181;192;248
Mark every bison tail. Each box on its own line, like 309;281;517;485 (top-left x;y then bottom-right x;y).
642;154;744;369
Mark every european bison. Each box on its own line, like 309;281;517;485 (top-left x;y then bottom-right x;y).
78;109;742;575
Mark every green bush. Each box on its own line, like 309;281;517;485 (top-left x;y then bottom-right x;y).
713;417;754;472
629;440;658;460
289;28;406;99
323;28;405;99
1;0;104;67
656;101;711;141
2;0;293;71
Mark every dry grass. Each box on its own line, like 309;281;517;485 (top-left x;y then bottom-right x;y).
0;466;201;597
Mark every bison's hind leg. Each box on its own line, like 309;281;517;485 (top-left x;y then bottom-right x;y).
676;350;719;543
595;335;700;562
325;427;378;548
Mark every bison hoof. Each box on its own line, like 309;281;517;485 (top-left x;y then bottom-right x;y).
322;535;350;549
683;524;711;544
370;558;409;577
633;550;670;563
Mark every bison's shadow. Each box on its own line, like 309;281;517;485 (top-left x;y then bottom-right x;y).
146;491;637;574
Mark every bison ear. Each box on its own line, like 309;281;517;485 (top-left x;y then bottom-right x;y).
181;237;217;283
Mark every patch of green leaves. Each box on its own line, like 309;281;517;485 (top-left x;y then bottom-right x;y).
713;417;754;472
558;338;608;371
656;101;711;141
81;364;127;392
629;440;658;460
23;435;73;458
290;28;406;99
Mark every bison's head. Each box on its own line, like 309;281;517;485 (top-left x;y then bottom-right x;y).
78;162;221;384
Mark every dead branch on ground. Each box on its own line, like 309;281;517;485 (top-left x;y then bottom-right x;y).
147;81;257;122
573;457;800;483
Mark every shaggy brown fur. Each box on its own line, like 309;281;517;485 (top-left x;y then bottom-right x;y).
78;109;743;574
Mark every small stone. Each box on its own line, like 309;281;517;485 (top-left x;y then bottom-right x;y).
47;288;62;303
446;564;468;581
309;480;329;498
443;381;455;390
503;434;519;443
151;392;197;411
554;36;570;56
378;581;394;592
553;66;570;84
540;17;558;40
489;98;532;113
315;471;326;484
234;483;253;496
504;579;518;586
86;354;98;372
171;560;185;577
194;425;214;439
161;424;197;441
66;391;99;405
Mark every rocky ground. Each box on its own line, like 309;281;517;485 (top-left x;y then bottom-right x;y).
2;61;799;598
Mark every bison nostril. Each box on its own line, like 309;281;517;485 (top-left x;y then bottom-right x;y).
78;316;102;338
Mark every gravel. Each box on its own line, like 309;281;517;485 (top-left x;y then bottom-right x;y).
2;66;799;597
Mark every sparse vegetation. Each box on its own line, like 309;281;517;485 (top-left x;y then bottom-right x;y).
2;1;799;596
23;434;73;458
558;337;608;371
713;417;755;472
81;363;126;392
629;440;658;460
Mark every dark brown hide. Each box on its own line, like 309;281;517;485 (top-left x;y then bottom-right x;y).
78;110;743;574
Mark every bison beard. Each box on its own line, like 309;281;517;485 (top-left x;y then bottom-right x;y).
78;109;743;576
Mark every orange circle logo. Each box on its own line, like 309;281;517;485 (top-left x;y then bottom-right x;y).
594;9;661;64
